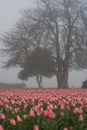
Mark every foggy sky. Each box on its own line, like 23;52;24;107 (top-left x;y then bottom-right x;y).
0;0;87;87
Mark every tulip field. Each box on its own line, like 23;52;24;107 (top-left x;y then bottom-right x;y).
0;88;87;130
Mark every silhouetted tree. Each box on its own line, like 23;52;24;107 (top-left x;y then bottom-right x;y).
18;47;54;88
81;80;87;88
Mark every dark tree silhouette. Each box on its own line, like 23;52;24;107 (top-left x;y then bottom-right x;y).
18;47;54;88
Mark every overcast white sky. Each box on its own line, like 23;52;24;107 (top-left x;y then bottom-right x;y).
0;0;87;88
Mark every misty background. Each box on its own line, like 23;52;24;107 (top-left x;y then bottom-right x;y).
0;0;87;88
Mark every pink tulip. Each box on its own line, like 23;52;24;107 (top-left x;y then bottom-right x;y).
14;108;19;113
17;115;22;123
4;98;9;104
10;119;16;126
54;105;57;110
78;114;84;122
0;125;4;130
60;111;64;117
0;101;3;107
0;114;6;122
71;102;76;107
29;109;35;118
60;104;64;111
36;111;41;116
11;100;15;105
4;104;9;109
78;108;83;114
63;128;69;130
33;125;39;130
73;107;79;114
48;110;56;119
66;105;70;110
44;110;48;117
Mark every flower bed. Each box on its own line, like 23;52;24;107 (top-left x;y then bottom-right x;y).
0;88;87;130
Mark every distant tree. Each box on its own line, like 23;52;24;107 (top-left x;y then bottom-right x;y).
18;47;55;88
1;0;87;88
0;82;26;88
81;80;87;88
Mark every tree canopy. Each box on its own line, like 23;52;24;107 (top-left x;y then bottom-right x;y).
18;47;55;88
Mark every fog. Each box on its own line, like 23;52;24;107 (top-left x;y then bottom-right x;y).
0;0;87;88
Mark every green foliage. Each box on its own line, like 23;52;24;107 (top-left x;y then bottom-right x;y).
18;47;55;80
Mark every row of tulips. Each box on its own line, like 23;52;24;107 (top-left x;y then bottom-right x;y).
0;88;87;130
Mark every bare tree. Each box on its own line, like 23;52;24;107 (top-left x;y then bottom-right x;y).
1;0;87;88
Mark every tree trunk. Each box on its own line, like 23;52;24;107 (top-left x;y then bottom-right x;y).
62;67;69;88
56;73;62;88
56;67;69;88
36;75;43;88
